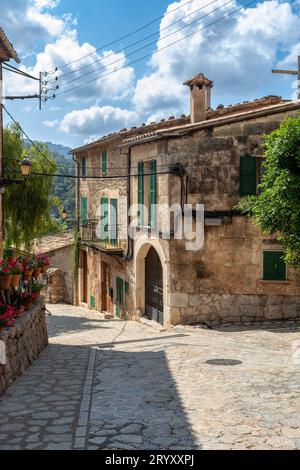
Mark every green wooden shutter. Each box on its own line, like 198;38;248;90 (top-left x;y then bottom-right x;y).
263;251;286;280
239;155;257;196
90;295;95;308
102;149;107;174
138;162;144;226
82;157;86;177
81;196;87;225
110;199;118;246
116;277;124;305
100;197;109;242
149;160;157;228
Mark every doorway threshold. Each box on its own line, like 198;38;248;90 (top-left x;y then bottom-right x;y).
139;316;168;332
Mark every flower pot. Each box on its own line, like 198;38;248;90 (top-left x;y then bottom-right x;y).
24;300;33;310
40;266;46;273
23;270;33;281
33;268;41;278
11;274;21;289
0;275;12;290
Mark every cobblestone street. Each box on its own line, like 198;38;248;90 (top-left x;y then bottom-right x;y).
0;304;300;450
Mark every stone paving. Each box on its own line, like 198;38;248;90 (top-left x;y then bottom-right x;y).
0;304;300;449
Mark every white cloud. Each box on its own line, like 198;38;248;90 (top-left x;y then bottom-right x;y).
3;29;135;104
132;0;300;118
0;0;71;55
58;105;139;139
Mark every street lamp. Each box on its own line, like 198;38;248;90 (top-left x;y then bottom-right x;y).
20;156;32;179
0;155;32;188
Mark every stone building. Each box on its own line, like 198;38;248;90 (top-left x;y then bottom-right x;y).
0;29;20;258
71;74;300;327
31;231;74;304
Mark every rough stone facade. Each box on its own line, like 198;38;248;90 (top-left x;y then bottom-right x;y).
71;77;300;327
31;233;74;303
0;297;48;394
44;268;70;304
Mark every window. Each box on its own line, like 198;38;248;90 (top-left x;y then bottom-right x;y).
100;197;118;245
263;251;286;281
81;156;86;177
110;199;118;246
138;162;144;225
101;149;107;174
137;159;157;227
116;277;124;305
149;160;157;228
239;155;257;196
100;197;109;242
80;196;88;225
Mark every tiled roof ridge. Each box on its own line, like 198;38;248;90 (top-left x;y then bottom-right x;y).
71;95;285;153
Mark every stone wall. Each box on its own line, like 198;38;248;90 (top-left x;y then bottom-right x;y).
46;245;73;303
44;268;70;304
0;297;48;394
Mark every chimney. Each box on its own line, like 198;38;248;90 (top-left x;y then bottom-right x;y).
184;73;213;123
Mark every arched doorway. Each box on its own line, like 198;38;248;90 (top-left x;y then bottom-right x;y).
145;246;164;325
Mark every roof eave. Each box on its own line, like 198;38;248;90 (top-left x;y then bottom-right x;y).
0;29;20;64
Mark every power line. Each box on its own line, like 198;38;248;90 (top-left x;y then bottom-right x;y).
2;105;64;176
54;0;256;98
2;63;39;81
7;168;181;179
58;0;234;90
46;0;197;73
56;0;223;81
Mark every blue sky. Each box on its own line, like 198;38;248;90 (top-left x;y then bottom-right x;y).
2;0;300;148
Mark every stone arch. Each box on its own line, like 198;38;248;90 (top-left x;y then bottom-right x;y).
134;239;170;326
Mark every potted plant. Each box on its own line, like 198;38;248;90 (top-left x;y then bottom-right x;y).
21;293;33;310
0;260;12;290
18;256;34;281
37;254;50;273
32;280;45;298
0;304;16;330
9;258;23;289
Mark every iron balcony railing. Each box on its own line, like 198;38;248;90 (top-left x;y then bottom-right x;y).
80;219;122;250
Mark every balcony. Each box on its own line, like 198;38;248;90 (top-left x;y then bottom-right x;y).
80;219;123;253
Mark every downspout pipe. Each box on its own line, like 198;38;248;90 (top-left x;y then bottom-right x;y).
121;146;133;262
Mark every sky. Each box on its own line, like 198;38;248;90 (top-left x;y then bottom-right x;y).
1;0;300;149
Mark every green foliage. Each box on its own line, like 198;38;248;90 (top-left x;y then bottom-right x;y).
3;123;61;250
237;115;300;267
50;151;75;221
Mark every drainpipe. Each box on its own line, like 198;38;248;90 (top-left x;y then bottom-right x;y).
72;152;80;304
121;146;133;262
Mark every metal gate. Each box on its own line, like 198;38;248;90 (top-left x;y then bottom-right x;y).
145;246;164;325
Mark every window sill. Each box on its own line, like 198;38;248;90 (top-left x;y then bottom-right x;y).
259;279;290;284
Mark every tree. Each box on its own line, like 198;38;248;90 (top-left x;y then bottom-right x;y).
237;114;300;267
3;123;61;250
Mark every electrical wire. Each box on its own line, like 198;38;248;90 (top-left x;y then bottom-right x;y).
46;0;198;73
2;105;65;176
54;0;256;98
58;0;234;89
56;0;224;81
2;63;39;81
7;168;179;180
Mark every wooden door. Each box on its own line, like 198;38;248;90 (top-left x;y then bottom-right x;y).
145;246;163;325
101;262;111;312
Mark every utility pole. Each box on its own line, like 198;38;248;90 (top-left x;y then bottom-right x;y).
272;55;300;100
